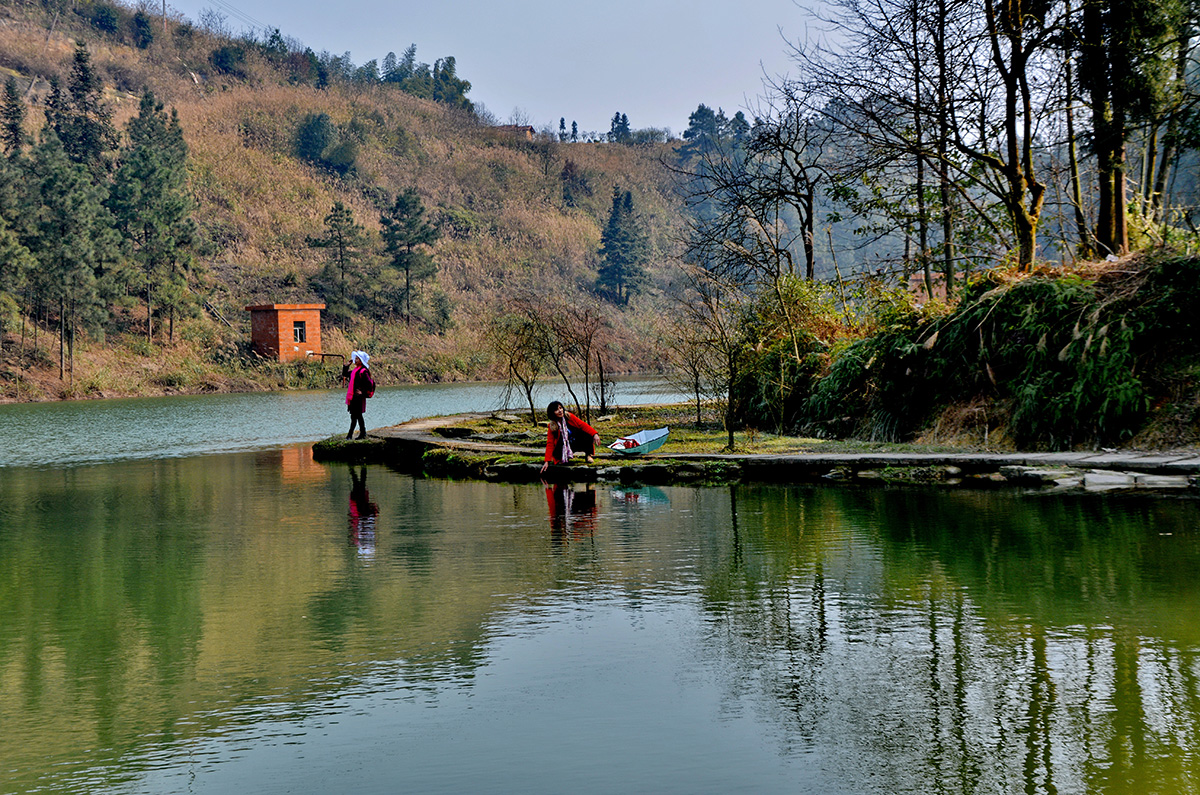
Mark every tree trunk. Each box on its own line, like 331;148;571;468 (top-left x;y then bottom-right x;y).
935;0;955;296
912;5;931;295
1065;57;1093;259
58;295;65;381
1150;33;1190;221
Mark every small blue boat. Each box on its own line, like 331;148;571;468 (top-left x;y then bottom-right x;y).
607;427;669;456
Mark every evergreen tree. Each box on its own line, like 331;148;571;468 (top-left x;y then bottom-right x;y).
609;112;632;144
560;158;592;207
262;28;287;60
27;130;119;380
109;90;195;344
571;120;578;142
596;186;648;305
46;41;116;176
0;155;34;327
308;201;369;322
295;112;335;165
382;51;399;81
0;152;32;347
431;57;472;111
727;110;751;142
559;117;568;142
1;77;24;155
131;10;154;49
379;187;440;324
680;104;721;160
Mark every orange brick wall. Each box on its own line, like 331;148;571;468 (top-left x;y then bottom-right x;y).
246;304;324;362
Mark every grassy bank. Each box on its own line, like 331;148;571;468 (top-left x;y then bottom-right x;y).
428;404;973;457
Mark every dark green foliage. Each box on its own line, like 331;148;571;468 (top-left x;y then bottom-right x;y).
307;202;369;325
295;113;334;163
294;113;356;175
109;90;195;342
321;138;358;176
45;42;116;177
262;28;287;60
731;334;826;433
560;158;591;207
209;45;247;77
609;112;631;144
380;187;439;324
26;130;121;374
596;187;647;304
2;77;24;154
131;11;153;49
0;157;34;300
800;261;1200;448
381;46;472;112
678;105;746;162
88;4;120;34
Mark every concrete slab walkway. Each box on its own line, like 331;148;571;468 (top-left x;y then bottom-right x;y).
356;415;1200;494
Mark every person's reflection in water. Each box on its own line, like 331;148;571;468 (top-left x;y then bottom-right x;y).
348;465;378;560
545;480;597;548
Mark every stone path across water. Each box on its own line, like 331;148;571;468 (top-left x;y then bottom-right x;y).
364;416;1200;494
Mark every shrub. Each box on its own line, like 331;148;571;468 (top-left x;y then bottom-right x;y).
131;11;153;49
89;4;120;34
210;45;246;77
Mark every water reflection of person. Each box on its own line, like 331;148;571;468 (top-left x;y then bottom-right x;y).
348;465;378;558
545;481;597;543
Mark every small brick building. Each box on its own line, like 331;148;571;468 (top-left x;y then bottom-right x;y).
245;303;325;362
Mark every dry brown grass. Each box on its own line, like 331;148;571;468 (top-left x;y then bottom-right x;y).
0;3;687;399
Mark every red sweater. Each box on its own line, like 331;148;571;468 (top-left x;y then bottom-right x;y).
544;412;598;462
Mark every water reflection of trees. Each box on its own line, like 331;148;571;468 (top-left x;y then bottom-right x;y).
5;461;1200;794
699;486;1200;794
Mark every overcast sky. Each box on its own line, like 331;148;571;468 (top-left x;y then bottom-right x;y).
166;0;804;136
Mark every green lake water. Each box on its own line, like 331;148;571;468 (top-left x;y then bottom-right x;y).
3;443;1200;793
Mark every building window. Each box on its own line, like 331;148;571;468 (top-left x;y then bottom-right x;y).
293;320;306;343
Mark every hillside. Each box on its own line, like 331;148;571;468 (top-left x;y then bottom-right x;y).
0;1;686;400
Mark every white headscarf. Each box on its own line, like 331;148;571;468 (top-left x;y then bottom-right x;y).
352;350;370;369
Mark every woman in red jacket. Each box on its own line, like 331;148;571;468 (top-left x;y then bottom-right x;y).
541;400;600;473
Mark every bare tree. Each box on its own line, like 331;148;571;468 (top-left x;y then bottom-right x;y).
488;309;547;424
786;0;1063;271
675;260;748;450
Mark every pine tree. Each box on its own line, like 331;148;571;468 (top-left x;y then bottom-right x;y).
380;188;440;324
308;201;369;322
109;90;195;344
131;10;154;49
47;41;116;176
596;186;647;305
28;130;118;381
609;112;632;144
1;77;24;155
0;154;34;316
431;57;472;111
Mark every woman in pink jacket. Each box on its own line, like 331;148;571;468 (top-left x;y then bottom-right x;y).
541;400;600;473
345;351;375;440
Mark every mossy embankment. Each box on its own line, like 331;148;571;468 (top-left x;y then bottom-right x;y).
312;404;1200;495
794;253;1200;451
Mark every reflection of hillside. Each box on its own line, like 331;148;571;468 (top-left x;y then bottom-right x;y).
5;466;1200;793
699;486;1200;794
0;460;712;790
